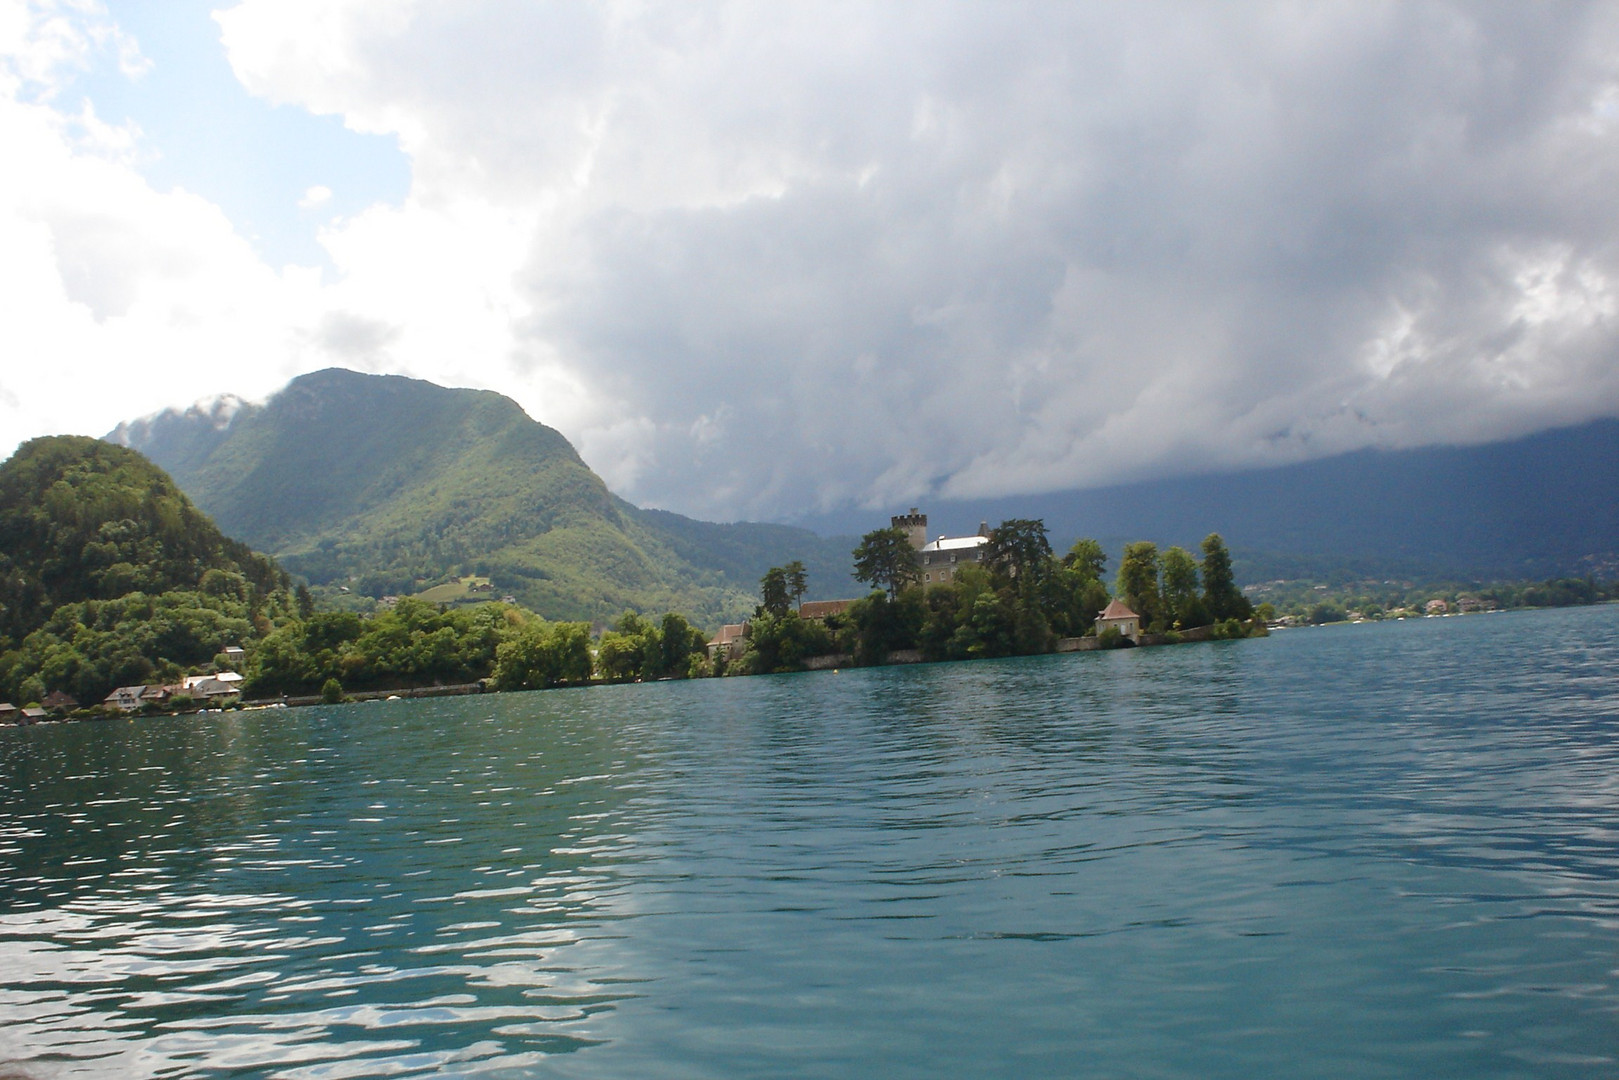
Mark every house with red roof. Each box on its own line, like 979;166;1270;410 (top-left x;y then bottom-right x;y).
1096;599;1141;643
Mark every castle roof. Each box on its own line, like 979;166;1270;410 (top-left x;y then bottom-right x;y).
799;600;855;620
921;534;989;553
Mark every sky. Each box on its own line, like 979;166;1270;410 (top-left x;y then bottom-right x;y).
3;0;1618;524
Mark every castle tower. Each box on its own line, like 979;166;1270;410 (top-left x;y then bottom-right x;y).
891;507;928;550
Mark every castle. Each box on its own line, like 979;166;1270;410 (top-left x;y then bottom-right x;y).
892;508;990;586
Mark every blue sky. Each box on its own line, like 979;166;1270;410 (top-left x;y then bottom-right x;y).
66;1;407;267
3;2;1619;523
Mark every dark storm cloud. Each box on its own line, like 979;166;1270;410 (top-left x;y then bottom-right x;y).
234;1;1619;520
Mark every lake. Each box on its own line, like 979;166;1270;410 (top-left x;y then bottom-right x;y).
1;605;1616;1078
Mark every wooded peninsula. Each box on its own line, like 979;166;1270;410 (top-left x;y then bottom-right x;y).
0;435;1610;721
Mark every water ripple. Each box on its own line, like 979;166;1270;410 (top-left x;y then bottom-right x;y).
0;605;1616;1077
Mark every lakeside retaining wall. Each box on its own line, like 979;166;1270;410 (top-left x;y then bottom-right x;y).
244;681;488;709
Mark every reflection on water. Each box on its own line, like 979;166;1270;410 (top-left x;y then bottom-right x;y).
0;604;1616;1078
0;701;642;1076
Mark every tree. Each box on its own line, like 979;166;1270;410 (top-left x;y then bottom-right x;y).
759;567;791;617
956;591;1017;659
784;560;808;609
916;580;966;661
851;527;920;599
1160;546;1205;628
491;620;592;690
741;610;832;674
1116;542;1164;630
1062;538;1107;582
657;612;709;680
595;631;643;681
1200;533;1252;621
983;519;1053;589
1046;537;1110;637
836;588;924;665
607;610;659;676
1050;568;1110;637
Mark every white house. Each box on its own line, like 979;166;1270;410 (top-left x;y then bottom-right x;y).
182;672;243;691
104;686;147;712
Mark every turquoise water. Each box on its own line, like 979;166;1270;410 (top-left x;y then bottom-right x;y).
2;605;1617;1078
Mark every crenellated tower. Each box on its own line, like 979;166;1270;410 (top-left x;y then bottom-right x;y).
891;507;928;550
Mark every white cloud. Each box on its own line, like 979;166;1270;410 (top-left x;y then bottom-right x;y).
7;1;1619;524
0;1;323;450
298;183;331;208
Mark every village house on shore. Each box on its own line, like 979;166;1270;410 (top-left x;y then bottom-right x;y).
706;623;749;661
102;668;247;714
1095;599;1142;643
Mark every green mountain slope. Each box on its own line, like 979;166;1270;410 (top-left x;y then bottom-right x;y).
0;436;289;646
0;436;301;706
110;370;855;626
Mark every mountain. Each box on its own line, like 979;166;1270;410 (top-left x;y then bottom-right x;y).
792;420;1619;584
110;370;856;625
0;435;290;645
111;369;1615;612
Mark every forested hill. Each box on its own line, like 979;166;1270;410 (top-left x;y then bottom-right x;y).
110;369;855;625
0;436;290;647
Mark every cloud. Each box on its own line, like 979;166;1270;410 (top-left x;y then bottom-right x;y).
9;1;1619;525
298;183;331;208
0;0;324;451
209;1;1619;521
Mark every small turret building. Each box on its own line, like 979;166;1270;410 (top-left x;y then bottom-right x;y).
1096;599;1141;642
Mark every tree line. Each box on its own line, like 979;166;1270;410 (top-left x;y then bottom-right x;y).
742;521;1261;674
245;600;713;698
242;521;1260;699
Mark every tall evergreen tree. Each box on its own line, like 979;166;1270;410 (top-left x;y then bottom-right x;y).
784;560;808;608
759;566;791;616
984;519;1053;589
851;527;920;599
659;612;705;677
1200;533;1252;621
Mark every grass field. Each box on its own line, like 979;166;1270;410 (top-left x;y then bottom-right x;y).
413;577;497;604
